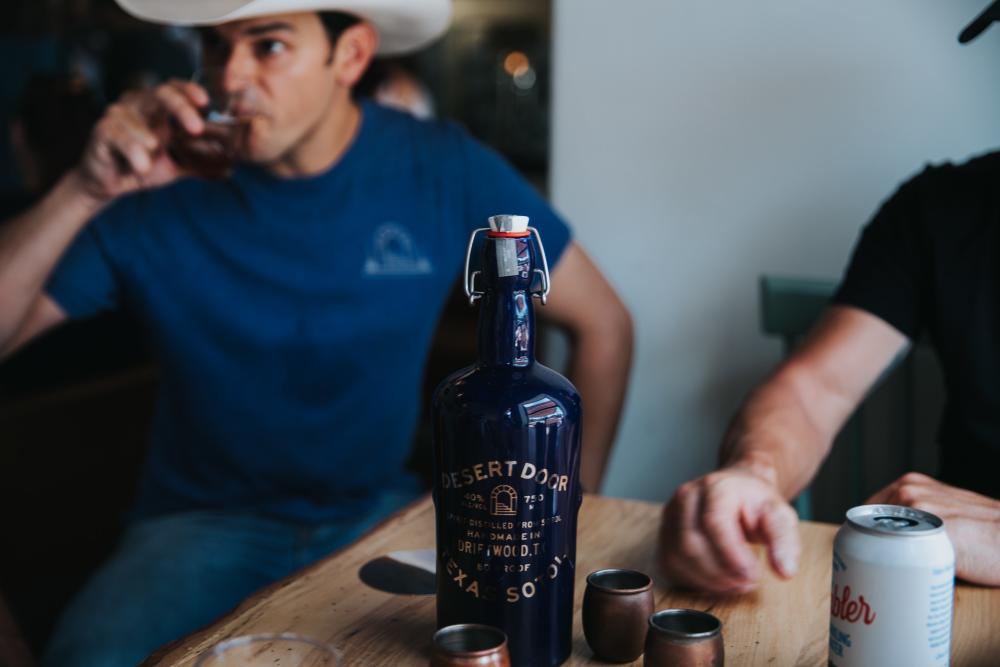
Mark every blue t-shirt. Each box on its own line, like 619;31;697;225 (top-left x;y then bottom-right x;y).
46;99;571;522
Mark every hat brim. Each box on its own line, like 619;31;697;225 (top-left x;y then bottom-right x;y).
959;0;1000;43
114;0;451;55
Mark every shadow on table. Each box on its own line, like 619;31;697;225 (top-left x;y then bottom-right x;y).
358;549;436;596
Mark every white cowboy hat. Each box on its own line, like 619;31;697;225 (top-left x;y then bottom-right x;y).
113;0;452;55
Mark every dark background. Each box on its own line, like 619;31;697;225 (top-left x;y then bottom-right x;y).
0;0;554;652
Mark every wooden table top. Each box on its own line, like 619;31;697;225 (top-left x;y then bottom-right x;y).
144;495;1000;666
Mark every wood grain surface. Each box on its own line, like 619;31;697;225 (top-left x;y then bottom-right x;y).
143;495;1000;666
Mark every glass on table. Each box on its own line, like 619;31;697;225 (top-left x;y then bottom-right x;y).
194;633;342;667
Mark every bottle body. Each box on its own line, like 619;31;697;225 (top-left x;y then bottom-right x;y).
432;220;582;667
434;363;581;667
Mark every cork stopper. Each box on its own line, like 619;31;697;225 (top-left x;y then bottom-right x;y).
488;215;530;234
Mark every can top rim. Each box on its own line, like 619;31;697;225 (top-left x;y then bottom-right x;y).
846;504;945;536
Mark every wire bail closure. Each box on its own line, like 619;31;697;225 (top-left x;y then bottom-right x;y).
463;226;551;306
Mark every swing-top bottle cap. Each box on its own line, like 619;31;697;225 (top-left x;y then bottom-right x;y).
465;216;550;304
488;215;530;235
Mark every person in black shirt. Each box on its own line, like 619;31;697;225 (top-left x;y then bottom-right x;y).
657;2;1000;593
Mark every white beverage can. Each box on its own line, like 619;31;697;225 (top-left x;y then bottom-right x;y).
828;505;954;666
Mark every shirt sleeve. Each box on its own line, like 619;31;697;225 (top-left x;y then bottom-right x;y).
832;169;933;340
45;210;122;319
459;132;573;268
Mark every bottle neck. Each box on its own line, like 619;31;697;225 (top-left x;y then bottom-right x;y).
476;236;536;367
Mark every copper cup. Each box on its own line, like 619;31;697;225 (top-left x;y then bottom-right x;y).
644;609;724;667
583;568;655;662
430;624;511;667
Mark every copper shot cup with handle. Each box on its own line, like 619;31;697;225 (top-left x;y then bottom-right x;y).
644;608;724;667
582;568;655;662
430;624;510;667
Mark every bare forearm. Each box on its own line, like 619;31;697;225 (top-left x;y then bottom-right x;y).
567;327;633;493
721;308;909;499
719;373;837;499
0;170;103;342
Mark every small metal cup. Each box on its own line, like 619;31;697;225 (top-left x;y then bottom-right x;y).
583;568;655;662
644;609;724;667
430;624;511;667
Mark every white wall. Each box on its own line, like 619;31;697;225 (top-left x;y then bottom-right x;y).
550;0;1000;502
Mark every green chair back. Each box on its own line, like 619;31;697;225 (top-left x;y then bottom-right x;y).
760;275;838;341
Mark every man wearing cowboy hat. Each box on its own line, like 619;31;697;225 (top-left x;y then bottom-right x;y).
0;1;634;665
658;2;1000;595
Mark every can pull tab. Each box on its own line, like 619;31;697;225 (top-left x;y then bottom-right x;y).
873;516;919;530
463;220;552;306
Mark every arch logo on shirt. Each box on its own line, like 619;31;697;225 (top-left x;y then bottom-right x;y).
363;222;433;276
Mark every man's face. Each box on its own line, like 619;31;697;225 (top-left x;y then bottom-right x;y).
202;13;343;164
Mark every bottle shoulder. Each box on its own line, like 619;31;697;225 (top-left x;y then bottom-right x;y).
432;361;580;416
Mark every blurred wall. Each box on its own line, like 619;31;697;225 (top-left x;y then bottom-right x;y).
550;0;1000;502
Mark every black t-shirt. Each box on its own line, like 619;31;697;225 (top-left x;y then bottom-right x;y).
833;151;1000;499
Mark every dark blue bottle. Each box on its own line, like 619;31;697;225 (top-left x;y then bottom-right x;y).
432;215;583;667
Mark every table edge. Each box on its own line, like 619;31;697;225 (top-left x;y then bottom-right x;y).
138;493;435;666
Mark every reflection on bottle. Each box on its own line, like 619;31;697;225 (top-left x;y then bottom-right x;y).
513;290;529;366
519;395;565;427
